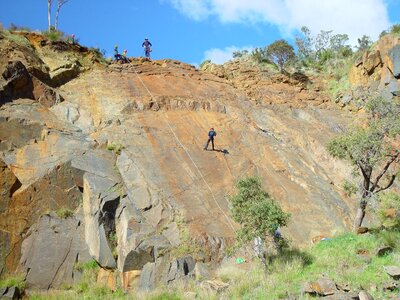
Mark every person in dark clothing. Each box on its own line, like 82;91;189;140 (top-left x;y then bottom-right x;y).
204;128;217;151
114;45;123;62
142;38;152;60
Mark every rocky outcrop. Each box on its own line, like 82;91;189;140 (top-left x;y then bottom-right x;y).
201;59;329;107
349;34;400;99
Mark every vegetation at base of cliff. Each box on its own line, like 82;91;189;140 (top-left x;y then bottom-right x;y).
0;274;25;290
25;229;400;299
169;212;205;258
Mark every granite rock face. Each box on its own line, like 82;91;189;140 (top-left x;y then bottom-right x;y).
0;31;361;289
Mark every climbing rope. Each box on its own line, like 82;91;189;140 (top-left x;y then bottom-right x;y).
130;64;236;232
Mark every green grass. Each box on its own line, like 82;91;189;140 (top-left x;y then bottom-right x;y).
2;30;33;49
0;274;25;290
42;29;65;42
17;230;400;299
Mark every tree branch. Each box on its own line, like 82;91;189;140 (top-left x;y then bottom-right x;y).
371;149;399;193
374;174;396;193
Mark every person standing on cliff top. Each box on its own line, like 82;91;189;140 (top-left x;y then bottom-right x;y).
142;38;152;60
204;128;217;151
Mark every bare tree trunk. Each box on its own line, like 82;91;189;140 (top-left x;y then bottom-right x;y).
55;2;61;30
353;199;367;231
47;0;52;31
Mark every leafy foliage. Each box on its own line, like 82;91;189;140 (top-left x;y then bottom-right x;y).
343;180;358;197
232;49;249;58
356;35;372;52
390;24;400;34
377;192;400;229
229;176;290;243
266;39;295;71
328;96;400;228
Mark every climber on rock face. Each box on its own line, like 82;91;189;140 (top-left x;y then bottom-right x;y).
142;38;152;60
204;128;217;151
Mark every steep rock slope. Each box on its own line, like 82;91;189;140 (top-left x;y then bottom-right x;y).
0;32;356;289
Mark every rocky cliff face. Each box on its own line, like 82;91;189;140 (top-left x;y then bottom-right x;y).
349;34;400;100
0;31;357;290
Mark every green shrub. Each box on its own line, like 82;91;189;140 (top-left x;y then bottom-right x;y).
342;180;358;197
106;143;124;155
56;208;74;219
230;176;290;243
42;29;65;41
199;59;211;69
390;24;400;35
377;192;400;229
73;260;99;273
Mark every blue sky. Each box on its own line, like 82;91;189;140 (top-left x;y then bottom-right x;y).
1;0;399;65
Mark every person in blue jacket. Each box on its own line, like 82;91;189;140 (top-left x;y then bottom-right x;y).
142;38;152;60
204;128;217;151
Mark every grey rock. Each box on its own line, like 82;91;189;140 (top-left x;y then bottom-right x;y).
359;290;374;300
384;266;400;279
118;233;170;272
376;246;393;257
71;149;121;183
0;61;33;104
383;281;398;291
20;213;91;290
116;151;155;210
322;291;355;300
162;222;181;247
137;262;156;292
166;256;195;283
0;286;21;299
194;262;210;281
116;196;157;272
389;45;400;78
83;173;121;269
387;80;400;96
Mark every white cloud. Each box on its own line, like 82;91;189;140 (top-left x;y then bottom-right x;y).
203;46;253;64
167;0;390;41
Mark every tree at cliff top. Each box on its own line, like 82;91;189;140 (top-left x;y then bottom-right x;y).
328;96;400;231
266;39;295;71
229;176;290;269
47;0;70;31
295;26;353;67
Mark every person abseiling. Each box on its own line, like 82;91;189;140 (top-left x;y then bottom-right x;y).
204;128;217;151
